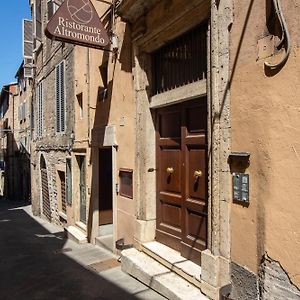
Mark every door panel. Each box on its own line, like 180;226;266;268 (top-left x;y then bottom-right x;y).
160;149;181;193
156;98;208;265
187;148;206;200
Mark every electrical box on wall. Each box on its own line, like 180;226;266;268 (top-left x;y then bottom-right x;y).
233;173;249;203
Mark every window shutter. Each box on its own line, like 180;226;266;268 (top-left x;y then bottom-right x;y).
24;58;33;79
60;61;65;132
55;61;65;133
56;64;61;132
35;0;42;40
23;20;34;78
48;1;54;20
31;100;34;132
48;0;60;20
37;81;43;137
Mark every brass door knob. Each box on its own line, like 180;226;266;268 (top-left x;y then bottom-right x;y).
166;167;174;174
194;170;202;178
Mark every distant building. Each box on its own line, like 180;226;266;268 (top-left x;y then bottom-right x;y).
0;71;31;202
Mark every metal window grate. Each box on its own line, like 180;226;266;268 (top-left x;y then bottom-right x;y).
59;171;66;214
152;21;207;95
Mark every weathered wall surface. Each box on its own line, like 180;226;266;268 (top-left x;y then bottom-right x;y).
31;0;75;223
72;0;135;245
230;0;300;292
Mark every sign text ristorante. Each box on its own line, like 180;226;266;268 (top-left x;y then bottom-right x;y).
54;17;106;44
45;0;110;49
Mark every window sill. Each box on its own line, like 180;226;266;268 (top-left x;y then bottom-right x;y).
58;211;67;221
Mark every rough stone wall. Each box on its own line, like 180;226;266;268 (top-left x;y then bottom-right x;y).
230;262;259;300
31;0;75;222
38;150;69;225
259;255;300;300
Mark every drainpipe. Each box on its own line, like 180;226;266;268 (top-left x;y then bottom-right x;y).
12;92;15;200
87;48;91;144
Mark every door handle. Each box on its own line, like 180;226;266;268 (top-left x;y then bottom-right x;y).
166;167;174;174
194;170;202;178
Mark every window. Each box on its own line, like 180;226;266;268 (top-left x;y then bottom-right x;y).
37;81;43;137
48;0;60;20
77;93;83;119
18;102;26;123
66;158;72;205
58;171;66;214
55;60;66;133
31;100;34;132
119;169;133;199
34;0;42;41
152;21;208;95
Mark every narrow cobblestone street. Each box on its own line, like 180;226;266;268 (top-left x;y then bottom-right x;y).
0;199;166;300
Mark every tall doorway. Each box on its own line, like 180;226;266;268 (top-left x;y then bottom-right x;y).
99;148;113;225
77;156;86;224
155;98;208;265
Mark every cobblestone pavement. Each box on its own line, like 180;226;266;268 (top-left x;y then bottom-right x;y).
0;199;166;300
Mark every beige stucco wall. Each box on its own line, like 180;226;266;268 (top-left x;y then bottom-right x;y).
230;0;300;286
73;0;135;245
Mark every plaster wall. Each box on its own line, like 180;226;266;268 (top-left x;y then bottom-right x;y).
230;0;300;287
72;1;135;245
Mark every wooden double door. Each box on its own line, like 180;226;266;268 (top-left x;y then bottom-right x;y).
156;98;208;264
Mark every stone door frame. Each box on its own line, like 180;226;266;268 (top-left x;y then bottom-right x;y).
132;1;233;298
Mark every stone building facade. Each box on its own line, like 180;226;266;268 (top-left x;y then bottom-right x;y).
0;63;32;202
30;0;75;226
24;0;300;299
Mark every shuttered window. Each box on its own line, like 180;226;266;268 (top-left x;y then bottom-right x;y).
55;61;66;133
35;0;42;41
23;19;34;78
37;81;43;137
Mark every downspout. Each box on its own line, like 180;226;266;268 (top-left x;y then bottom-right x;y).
87;48;91;143
12;92;15;200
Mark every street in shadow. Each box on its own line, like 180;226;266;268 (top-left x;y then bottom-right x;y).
0;199;139;300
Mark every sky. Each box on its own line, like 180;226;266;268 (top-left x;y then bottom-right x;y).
0;1;31;88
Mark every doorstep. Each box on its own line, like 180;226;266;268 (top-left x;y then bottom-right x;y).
65;225;87;244
121;247;209;300
142;241;202;288
95;234;114;252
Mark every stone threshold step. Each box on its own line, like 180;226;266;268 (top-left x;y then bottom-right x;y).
142;241;202;288
65;225;87;244
121;248;208;300
95;235;114;252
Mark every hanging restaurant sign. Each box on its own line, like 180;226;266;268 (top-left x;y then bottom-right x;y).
45;0;110;49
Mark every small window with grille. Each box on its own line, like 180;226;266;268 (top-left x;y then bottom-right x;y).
152;21;208;95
